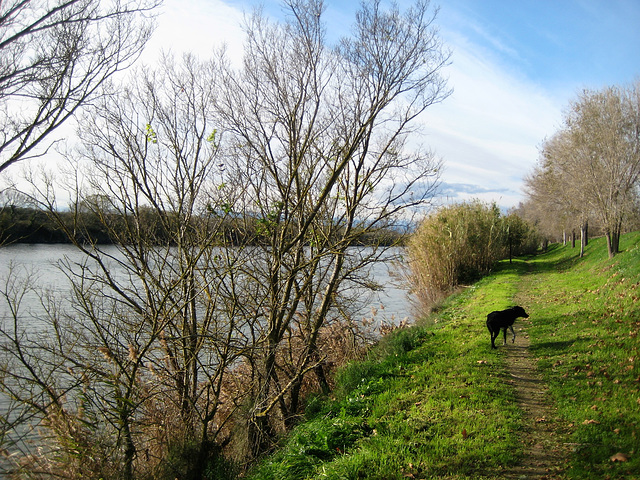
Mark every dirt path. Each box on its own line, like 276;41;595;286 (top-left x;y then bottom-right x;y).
500;319;569;479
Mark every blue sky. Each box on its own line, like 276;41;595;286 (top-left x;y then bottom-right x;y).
145;0;640;209
438;0;640;93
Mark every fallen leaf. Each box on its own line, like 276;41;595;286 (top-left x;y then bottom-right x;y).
477;360;487;364
583;419;600;425
610;452;629;462
462;428;468;440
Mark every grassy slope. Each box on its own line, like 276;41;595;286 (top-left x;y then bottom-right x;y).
520;233;640;479
247;232;640;480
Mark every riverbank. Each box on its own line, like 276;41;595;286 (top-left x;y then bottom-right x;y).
247;232;640;479
0;206;406;246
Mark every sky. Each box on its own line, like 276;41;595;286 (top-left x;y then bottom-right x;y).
142;0;640;210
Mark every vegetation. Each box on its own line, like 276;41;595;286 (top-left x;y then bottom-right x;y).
247;231;640;480
0;205;71;243
0;0;450;477
523;82;640;258
407;201;539;311
2;0;638;477
0;205;405;246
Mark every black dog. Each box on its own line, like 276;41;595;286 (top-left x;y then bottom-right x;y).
486;306;529;349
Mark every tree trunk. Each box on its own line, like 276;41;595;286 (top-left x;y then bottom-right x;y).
286;378;302;430
190;436;211;480
120;407;136;480
605;218;623;258
314;360;330;396
509;236;513;264
606;229;620;258
247;414;272;461
584;220;589;246
285;344;330;430
248;336;279;459
248;368;277;459
606;232;614;258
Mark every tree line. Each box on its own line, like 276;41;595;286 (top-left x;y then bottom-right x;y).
0;204;404;246
520;81;640;258
0;0;451;478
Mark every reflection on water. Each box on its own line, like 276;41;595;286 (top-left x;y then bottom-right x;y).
0;244;413;329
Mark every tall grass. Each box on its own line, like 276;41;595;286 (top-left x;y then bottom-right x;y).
407;201;537;312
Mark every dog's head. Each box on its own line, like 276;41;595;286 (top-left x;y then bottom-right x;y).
514;306;529;318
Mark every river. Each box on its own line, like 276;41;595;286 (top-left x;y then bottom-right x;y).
0;243;414;465
0;243;414;329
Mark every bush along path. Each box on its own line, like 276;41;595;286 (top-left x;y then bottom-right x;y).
247;233;640;480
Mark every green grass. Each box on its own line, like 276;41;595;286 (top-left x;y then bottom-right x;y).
520;233;640;479
247;232;640;480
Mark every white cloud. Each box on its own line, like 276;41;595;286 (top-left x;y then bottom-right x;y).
143;0;564;210
143;0;246;63
421;29;564;208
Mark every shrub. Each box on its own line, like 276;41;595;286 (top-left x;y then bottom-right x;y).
407;201;538;313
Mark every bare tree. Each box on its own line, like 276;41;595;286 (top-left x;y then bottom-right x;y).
0;0;160;174
213;0;449;456
565;83;640;256
526;130;591;256
2;0;450;473
524;82;640;258
1;55;245;479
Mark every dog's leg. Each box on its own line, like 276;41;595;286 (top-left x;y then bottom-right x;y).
490;329;498;349
509;325;516;343
502;327;507;346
